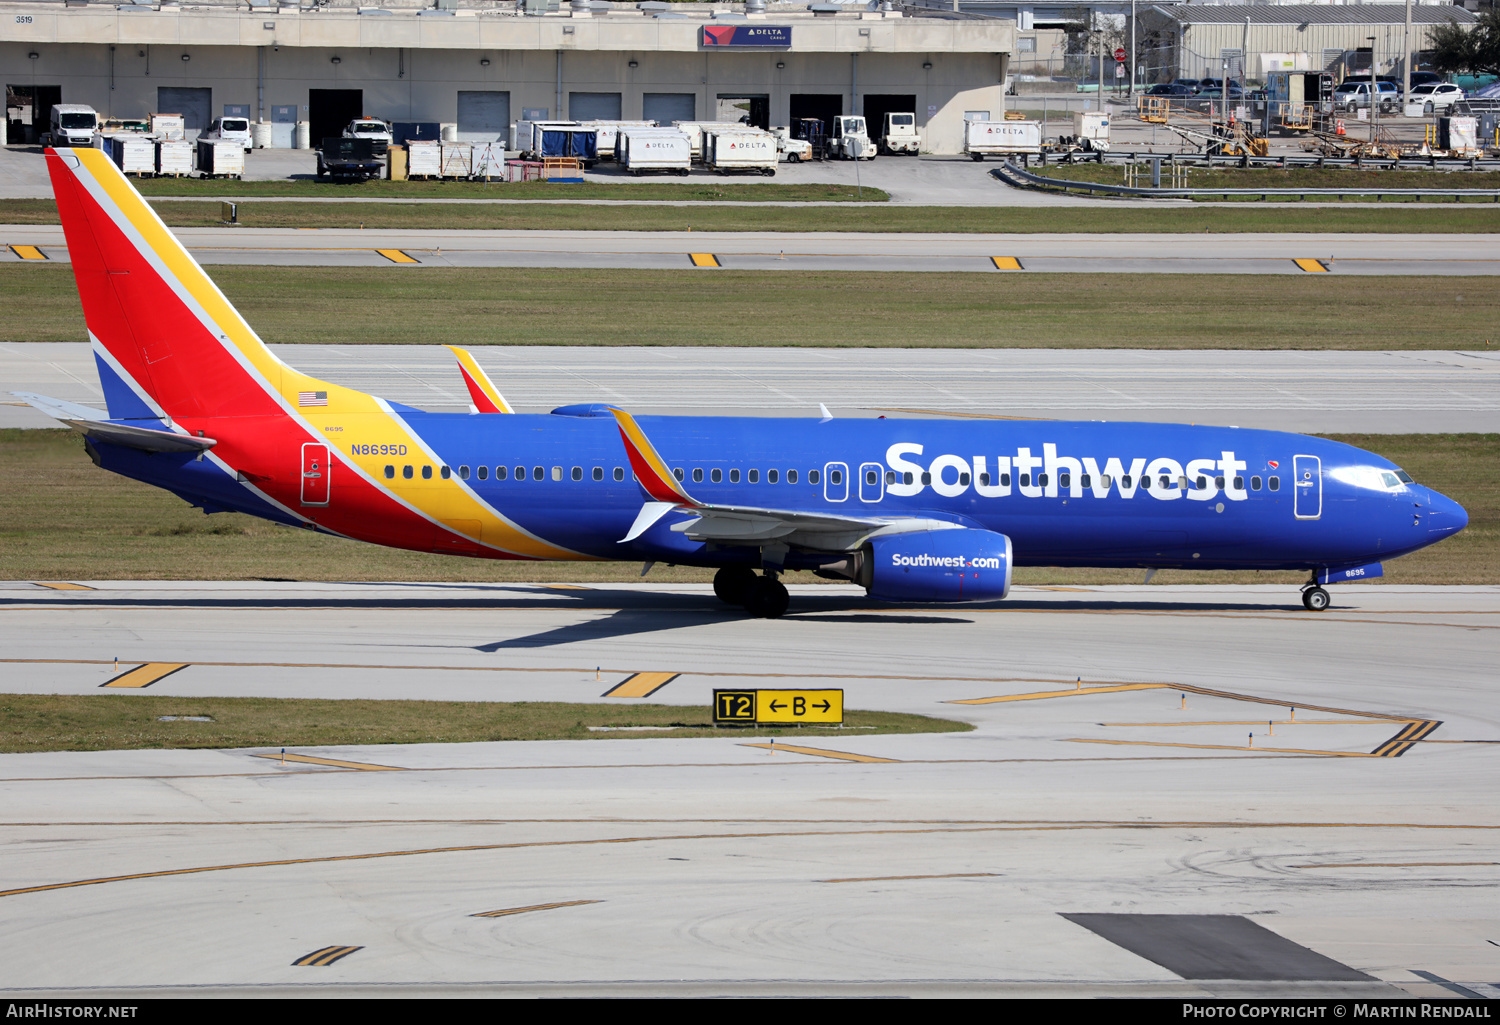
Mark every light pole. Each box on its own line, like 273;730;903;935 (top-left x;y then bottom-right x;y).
1128;0;1136;99
1368;35;1377;143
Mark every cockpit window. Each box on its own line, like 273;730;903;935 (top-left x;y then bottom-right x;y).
1381;472;1402;489
1395;469;1413;483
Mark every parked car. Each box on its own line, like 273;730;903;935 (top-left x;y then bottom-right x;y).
1148;83;1196;97
1171;78;1204;93
1407;71;1444;89
1197;78;1243;95
1334;80;1400;113
1407;82;1466;114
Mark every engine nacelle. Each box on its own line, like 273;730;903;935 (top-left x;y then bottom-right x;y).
860;528;1013;603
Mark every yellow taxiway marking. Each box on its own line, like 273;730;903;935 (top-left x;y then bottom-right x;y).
293;945;362;967
33;582;94;590
251;753;404;771
990;256;1024;270
820;872;999;883
689;252;721;268
602;671;680;698
472;899;602;918
740;742;900;763
375;248;419;264
1294;258;1329;273
1067;738;1371;757
9;245;46;260
1290;862;1500;870
1372;718;1443;757
100;662;189;689
949;683;1166;705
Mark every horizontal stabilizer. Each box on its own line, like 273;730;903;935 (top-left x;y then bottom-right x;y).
12;391;216;453
621;501;681;543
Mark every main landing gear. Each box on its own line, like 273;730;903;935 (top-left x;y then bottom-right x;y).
714;566;789;619
1301;580;1331;612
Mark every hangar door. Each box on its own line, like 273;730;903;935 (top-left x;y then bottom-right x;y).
308;89;362;148
157;87;211;136
863;94;917;142
457;91;510;142
643;93;695;125
569;92;621;121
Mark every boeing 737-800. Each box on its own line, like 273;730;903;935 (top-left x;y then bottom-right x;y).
15;148;1468;617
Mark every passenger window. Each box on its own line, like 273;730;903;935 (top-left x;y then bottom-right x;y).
729;468;739;483
593;467;603;481
403;465;413;479
959;472;970;486
533;466;543;481
614;467;624;481
1217;476;1227;490
692;468;703;483
1179;476;1189;490
496;466;507;481
921;472;932;485
1038;473;1049;488
1019;473;1030;487
1141;476;1151;490
1101;475;1111;488
886;471;896;485
749;469;759;483
1269;476;1280;491
422;466;432;480
867;470;878;485
384;465;394;479
571;466;582;481
1059;472;1070;488
459;465;470;480
810;469;820;485
980;473;990;486
515;466;524;481
1121;475;1131;488
1251;476;1262;490
1000;473;1011;487
440;466;451;480
1161;476;1172;489
904;472;913;485
711;469;722;484
1196;476;1206;490
478;465;488;481
674;468;684;481
552;466;563;481
1080;474;1091;489
769;469;779;484
788;470;798;484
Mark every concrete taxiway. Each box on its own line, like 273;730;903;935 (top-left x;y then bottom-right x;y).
5;225;1500;275
5;342;1498;434
0;581;1496;997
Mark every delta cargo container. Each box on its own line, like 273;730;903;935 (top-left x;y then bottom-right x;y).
619;128;691;175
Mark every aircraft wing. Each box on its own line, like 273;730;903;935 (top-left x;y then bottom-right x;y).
608;407;959;552
12;391;217;454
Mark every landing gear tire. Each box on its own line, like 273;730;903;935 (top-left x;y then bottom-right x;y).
743;575;790;619
713;566;757;605
1302;586;1330;612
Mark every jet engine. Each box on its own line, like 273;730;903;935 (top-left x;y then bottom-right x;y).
858;528;1013;603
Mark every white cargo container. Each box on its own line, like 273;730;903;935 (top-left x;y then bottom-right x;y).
471;142;506;179
1071;111;1110;150
702;128;777;175
582;120;656;161
965;120;1042;161
196;139;245;178
155;140;194;176
619;128;691;175
671;122;746;162
407;141;442;178
150;113;185;141
440;142;473;178
110;136;156;175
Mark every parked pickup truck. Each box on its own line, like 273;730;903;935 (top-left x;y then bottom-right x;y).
316;137;384;180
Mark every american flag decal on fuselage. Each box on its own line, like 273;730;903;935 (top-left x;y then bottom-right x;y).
298;391;328;407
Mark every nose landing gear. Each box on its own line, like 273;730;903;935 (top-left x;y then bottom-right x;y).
713;566;789;619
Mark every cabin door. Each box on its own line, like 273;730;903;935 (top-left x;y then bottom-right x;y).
301;443;331;507
1293;454;1321;520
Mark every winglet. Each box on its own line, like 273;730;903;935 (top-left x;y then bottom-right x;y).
606;407;697;506
445;345;514;414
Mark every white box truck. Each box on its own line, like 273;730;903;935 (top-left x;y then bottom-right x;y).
702;128;777;175
196;138;245;178
619;128;691;175
155;140;194;176
965;120;1041;161
109;136;156;176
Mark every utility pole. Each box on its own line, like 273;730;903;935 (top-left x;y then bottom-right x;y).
1129;0;1137;98
1368;35;1377;144
1402;0;1413;108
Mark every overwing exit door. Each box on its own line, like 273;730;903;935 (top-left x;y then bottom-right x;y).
1293;454;1321;519
301;443;330;506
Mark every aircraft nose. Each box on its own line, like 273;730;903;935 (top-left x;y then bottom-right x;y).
1424;487;1469;540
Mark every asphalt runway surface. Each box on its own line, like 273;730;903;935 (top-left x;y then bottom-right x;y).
5;342;1498;434
0;581;1496;997
6;225;1500;275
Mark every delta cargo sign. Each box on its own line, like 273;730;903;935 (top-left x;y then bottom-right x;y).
701;25;792;48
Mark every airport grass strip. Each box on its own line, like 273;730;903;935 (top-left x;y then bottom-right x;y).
132;180;891;203
0;429;1493;585
5;198;1500;232
0;694;967;754
5;265;1500;350
1023;164;1500;202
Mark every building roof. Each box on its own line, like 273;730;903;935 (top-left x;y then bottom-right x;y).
1149;3;1476;27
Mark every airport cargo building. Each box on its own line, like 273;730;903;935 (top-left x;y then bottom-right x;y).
1;0;1013;154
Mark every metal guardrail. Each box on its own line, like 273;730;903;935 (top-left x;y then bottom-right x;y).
995;161;1500;201
1028;150;1500;172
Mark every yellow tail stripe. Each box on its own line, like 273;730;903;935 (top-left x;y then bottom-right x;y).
606;407;694;503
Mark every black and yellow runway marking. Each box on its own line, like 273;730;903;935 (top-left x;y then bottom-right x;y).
602;672;679;698
688;253;721;268
990;256;1024;270
1294;258;1330;273
8;245;46;261
251;752;404;771
293;945;363;966
950;683;1165;705
375;249;419;264
100;662;190;689
1372;719;1443;757
740;742;900;763
33;582;94;591
471;899;602;918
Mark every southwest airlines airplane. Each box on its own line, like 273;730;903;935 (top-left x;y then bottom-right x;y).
18;147;1468;618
